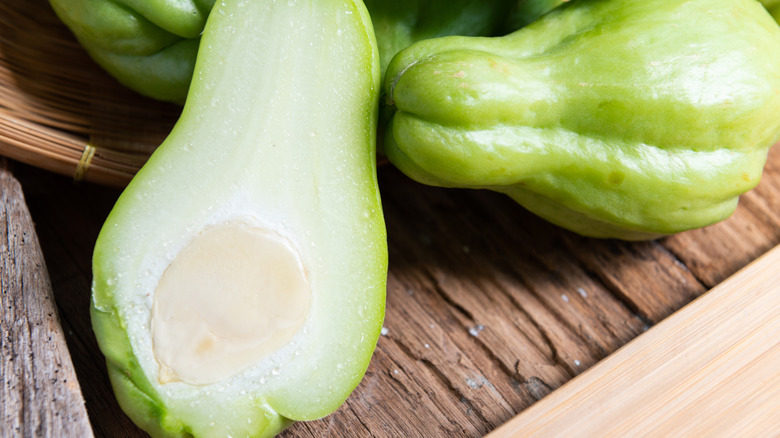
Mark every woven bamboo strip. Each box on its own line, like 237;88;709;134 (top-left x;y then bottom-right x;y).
0;0;180;186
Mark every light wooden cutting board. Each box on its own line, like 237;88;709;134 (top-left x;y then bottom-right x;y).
489;244;780;437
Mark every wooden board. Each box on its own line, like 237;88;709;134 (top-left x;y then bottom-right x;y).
488;243;780;438
1;159;93;437
5;143;780;437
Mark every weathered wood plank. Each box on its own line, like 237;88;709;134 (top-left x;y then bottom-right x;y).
13;169;142;437
0;159;93;437
7;142;780;437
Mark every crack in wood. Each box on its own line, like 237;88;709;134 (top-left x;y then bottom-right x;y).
427;275;477;326
566;242;656;328
343;401;374;437
386;333;489;435
521;376;553;402
513;308;573;378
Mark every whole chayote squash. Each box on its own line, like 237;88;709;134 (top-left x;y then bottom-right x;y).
48;0;212;103
49;0;520;103
383;0;780;240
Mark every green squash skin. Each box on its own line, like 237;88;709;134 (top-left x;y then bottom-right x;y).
49;0;525;103
90;0;386;436
384;0;780;240
48;0;212;104
361;0;517;151
762;0;780;22
91;296;295;437
504;0;566;31
363;0;515;79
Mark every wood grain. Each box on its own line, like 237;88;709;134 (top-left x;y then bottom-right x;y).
6;145;779;437
0;159;93;437
487;243;780;438
3;1;780;436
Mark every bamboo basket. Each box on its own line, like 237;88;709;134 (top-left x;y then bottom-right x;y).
0;0;182;187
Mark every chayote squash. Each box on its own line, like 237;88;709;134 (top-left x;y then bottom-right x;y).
383;0;780;240
504;0;566;31
761;0;780;22
49;0;516;103
48;0;212;103
87;0;387;436
363;0;514;79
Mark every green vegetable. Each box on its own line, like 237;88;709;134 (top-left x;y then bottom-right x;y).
383;0;780;240
48;0;211;103
90;0;387;436
363;0;514;79
50;0;515;103
505;0;566;30
761;0;780;22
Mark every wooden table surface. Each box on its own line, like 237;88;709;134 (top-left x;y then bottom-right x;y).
2;1;780;435
6;142;779;437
